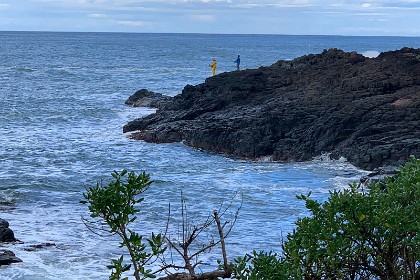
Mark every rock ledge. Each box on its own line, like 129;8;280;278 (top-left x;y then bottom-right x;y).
124;48;420;170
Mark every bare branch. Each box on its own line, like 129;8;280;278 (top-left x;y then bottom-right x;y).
214;211;230;275
80;217;116;237
156;191;240;280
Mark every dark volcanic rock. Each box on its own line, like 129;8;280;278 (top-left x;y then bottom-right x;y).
125;89;172;109
0;250;22;266
0;219;21;266
0;218;16;242
124;48;420;170
23;242;56;252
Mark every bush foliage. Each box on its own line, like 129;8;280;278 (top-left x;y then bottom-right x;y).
231;158;419;279
83;170;236;280
83;159;419;279
83;170;166;280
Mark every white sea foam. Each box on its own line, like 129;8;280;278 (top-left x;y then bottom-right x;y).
362;50;380;58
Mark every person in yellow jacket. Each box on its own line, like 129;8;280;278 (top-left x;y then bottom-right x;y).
209;58;217;76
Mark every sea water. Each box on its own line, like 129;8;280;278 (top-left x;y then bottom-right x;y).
1;32;420;279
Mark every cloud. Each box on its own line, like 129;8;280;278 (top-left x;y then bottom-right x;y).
1;0;420;35
181;0;232;2
379;0;420;8
21;0;420;13
117;20;146;27
88;13;106;18
189;14;215;21
0;3;10;9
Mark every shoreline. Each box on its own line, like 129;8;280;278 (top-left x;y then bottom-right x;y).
124;48;420;171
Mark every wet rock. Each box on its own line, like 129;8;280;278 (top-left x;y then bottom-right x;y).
124;48;420;170
0;250;22;266
360;165;398;185
23;242;56;252
0;218;16;242
125;89;172;109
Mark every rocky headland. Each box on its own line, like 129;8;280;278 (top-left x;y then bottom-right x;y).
123;48;420;170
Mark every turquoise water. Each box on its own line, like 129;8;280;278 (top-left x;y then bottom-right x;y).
1;32;419;279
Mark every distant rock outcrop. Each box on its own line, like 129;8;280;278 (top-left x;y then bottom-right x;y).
0;218;16;242
0;250;22;266
124;48;420;170
0;219;21;266
125;89;172;109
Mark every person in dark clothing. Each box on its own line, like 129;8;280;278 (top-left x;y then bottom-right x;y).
234;55;240;71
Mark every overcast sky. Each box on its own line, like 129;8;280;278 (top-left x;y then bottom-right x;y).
1;0;420;36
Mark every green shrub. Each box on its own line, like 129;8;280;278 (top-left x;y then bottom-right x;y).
232;158;420;279
83;170;235;280
83;170;166;280
230;251;288;280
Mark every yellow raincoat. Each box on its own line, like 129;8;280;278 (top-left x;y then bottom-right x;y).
209;59;217;76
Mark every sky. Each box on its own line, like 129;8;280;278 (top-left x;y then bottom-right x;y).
0;0;420;36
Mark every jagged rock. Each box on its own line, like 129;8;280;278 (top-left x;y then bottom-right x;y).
0;218;16;242
23;242;56;252
360;165;399;185
124;48;420;170
125;89;172;109
0;220;21;266
0;250;22;266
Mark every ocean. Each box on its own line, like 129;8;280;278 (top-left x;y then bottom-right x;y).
1;32;419;279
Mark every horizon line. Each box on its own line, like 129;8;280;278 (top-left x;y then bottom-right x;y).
1;30;420;38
